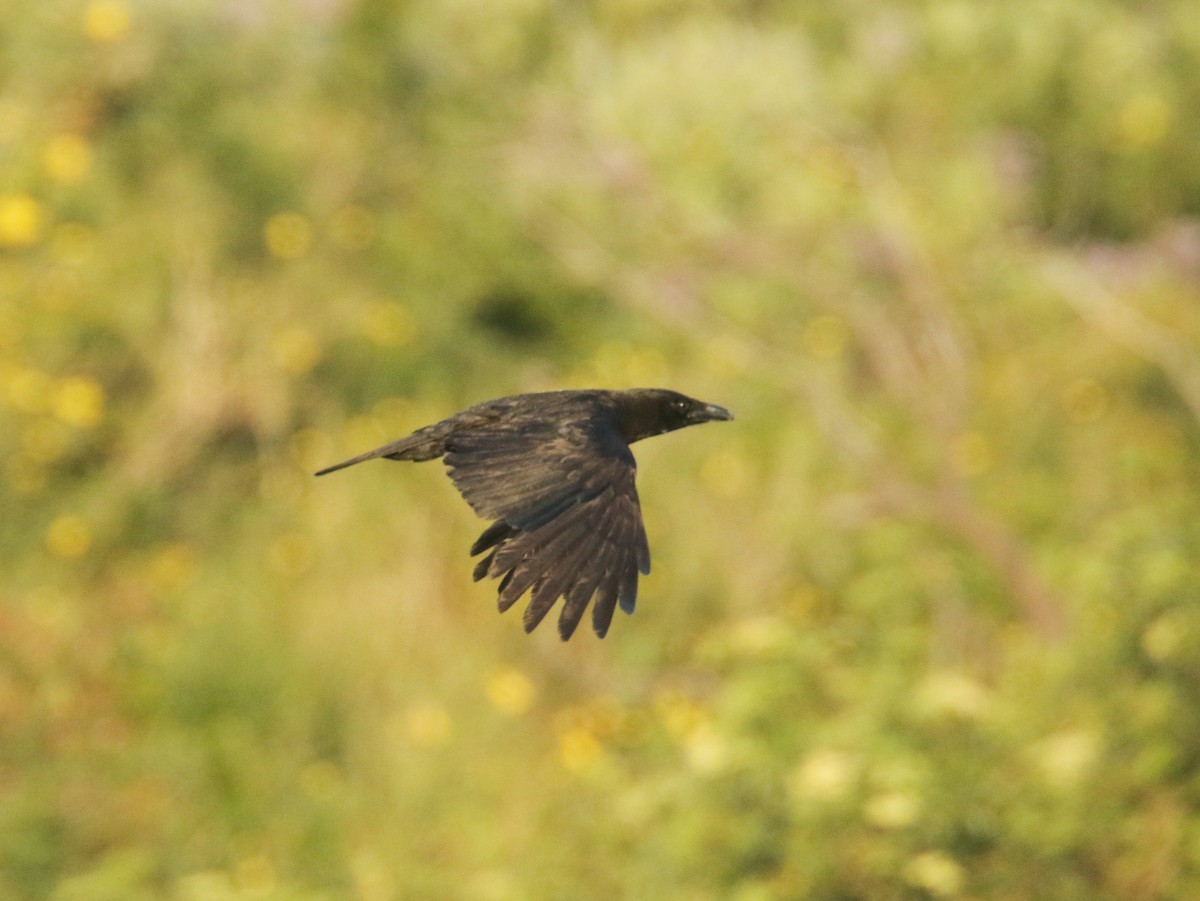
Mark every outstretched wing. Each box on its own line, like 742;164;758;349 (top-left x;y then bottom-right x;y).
443;418;651;639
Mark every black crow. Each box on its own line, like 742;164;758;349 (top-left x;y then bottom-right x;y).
315;389;733;639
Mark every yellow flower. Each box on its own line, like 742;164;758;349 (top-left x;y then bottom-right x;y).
264;211;312;260
44;135;92;184
485;667;536;716
53;376;105;428
902;850;965;897
84;0;130;43
863;791;921;829
47;514;92;559
558;725;604;773
788;749;858;803
682;722;729;774
0;194;44;248
912;671;990;721
1032;728;1100;789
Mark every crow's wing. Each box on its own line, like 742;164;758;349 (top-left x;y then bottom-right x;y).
444;418;651;639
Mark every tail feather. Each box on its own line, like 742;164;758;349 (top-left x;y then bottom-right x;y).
313;424;446;476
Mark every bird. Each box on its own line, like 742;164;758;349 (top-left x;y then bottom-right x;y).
315;388;733;640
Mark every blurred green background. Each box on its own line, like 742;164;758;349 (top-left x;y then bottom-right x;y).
4;0;1200;898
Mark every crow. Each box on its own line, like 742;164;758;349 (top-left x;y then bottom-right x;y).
315;389;733;639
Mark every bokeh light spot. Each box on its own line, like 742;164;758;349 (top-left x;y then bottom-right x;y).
683;722;728;774
788;748;858;803
1033;728;1100;788
85;0;130;42
902;851;964;897
485;667;536;716
863;791;921;829
912;671;990;721
558;725;604;773
0;194;44;248
53;376;105;427
46;514;92;559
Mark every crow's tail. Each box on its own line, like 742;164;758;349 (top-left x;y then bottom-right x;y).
313;423;447;476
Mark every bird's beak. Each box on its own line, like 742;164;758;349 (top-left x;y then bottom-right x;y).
690;402;734;424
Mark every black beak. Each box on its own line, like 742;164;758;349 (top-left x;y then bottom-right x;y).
690;402;734;424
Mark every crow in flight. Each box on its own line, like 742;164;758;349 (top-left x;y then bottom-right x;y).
315;389;733;639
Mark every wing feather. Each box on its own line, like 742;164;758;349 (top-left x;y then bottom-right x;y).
452;416;650;639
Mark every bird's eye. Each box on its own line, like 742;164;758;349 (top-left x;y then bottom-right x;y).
671;399;688;413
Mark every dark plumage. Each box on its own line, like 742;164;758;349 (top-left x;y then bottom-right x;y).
315;388;733;639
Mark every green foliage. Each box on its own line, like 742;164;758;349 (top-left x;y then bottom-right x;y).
3;0;1200;898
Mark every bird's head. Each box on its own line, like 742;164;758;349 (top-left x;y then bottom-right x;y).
615;389;734;443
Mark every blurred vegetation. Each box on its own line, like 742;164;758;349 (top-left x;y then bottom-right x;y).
3;0;1200;898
